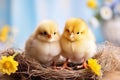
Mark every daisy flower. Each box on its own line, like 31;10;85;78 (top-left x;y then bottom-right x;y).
88;58;101;76
87;0;97;9
100;6;113;20
0;54;18;75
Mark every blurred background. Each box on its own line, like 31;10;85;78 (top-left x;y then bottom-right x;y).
0;0;120;49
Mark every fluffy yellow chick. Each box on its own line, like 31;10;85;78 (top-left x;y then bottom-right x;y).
60;18;96;69
25;20;61;68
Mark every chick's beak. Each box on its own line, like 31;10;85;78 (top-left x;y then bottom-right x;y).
70;33;74;38
48;34;52;38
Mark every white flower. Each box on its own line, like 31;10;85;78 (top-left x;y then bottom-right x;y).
89;17;100;28
100;6;113;20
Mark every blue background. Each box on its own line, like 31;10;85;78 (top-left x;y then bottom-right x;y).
0;0;104;48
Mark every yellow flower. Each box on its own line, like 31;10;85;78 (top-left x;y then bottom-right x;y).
0;55;18;75
88;58;101;76
87;0;97;9
0;25;10;42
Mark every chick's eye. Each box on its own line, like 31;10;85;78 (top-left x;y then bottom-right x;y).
66;29;69;32
77;32;79;34
44;31;47;35
54;32;56;35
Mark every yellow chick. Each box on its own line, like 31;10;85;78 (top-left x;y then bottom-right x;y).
60;18;97;69
25;20;61;68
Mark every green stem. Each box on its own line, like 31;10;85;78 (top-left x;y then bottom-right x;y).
13;52;19;58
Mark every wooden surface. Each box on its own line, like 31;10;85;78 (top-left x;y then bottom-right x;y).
102;71;120;80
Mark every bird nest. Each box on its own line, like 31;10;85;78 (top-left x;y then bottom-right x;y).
0;42;120;80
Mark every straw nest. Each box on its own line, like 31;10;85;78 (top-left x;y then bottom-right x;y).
0;41;120;80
